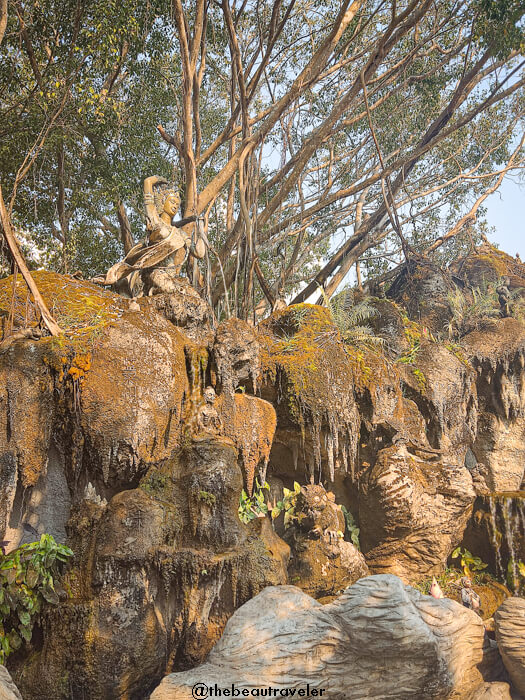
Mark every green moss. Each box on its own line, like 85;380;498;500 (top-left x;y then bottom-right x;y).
140;469;170;498
0;271;124;351
198;490;216;506
259;304;375;424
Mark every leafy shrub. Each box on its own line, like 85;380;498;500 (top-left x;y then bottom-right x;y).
238;480;271;523
0;534;73;663
271;481;303;528
318;288;384;350
446;286;499;338
451;547;488;577
506;558;525;594
340;505;360;550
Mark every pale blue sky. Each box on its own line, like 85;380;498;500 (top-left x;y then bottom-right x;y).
485;177;524;258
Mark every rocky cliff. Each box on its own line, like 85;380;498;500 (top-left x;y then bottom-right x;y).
0;249;524;698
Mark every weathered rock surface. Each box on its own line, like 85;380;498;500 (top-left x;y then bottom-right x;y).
212;318;260;393
284;484;368;598
13;437;288;700
469;682;513;700
494;597;525;697
218;393;277;494
150;574;486;700
145;273;213;343
0;666;22;700
359;443;475;580
2;264;525;699
464;318;525;492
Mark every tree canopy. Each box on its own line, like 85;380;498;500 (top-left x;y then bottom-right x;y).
0;0;524;318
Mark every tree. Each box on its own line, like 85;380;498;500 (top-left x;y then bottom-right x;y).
0;0;524;318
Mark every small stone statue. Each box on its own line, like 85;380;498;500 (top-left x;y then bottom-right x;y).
105;176;207;293
196;386;223;435
496;277;511;318
460;576;481;612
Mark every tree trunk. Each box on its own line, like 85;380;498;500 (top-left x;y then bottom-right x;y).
116;201;134;254
0;186;62;336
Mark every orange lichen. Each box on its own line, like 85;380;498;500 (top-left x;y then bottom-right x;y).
218;393;277;495
457;247;525;288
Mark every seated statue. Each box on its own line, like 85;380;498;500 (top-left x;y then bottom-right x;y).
460;576;481;613
196;386;223;435
105;176;206;295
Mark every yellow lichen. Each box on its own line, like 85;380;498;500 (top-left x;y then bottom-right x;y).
258;304;373;479
0;271;124;346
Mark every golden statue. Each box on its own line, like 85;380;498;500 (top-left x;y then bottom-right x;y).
105;176;206;290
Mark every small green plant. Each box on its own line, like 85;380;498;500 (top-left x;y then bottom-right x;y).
271;480;302;528
198;490;216;507
317;287;384;350
0;534;73;663
340;505;360;550
506;558;525;593
238;480;271;523
141;470;169;496
451;547;488;577
412;368;427;390
446;286;499;338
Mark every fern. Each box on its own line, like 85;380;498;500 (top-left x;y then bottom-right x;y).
446;285;499;338
318;287;384;349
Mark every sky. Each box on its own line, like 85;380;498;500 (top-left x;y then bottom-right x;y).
485;176;525;258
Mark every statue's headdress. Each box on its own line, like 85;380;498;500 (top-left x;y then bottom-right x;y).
155;184;180;215
144;183;180;216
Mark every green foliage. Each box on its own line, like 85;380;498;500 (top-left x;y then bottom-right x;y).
238;480;270;524
446;285;500;337
140;470;169;496
198;490;216;507
318;288;384;350
340;505;360;550
451;547;488;577
506;558;525;593
473;0;525;58
0;534;73;664
271;481;303;529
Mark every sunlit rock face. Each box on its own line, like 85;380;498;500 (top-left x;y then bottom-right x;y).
150;575;487;700
3;256;525;698
463;318;525;492
495;598;525;697
0;665;22;700
0;273;288;700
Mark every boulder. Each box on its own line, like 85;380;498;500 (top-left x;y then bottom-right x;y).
150;574;486;700
494;597;525;696
359;443;475;580
0;666;22;700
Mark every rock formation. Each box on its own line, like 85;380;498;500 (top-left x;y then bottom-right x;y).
150;574;487;700
283;484;368;598
494;597;525;697
1;245;525;697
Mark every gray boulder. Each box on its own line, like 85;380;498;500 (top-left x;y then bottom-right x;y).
150;574;486;700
